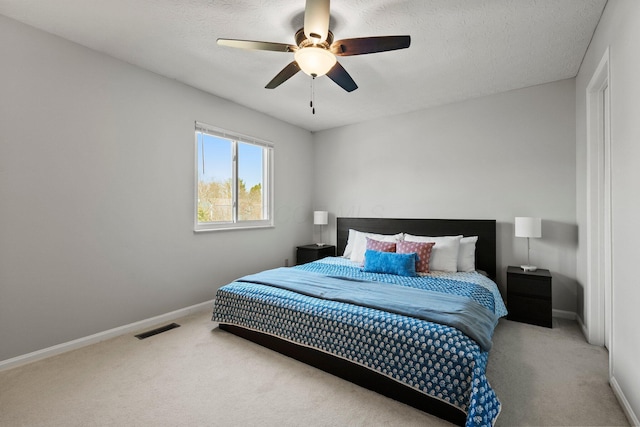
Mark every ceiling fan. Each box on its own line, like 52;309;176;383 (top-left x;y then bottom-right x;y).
217;0;411;93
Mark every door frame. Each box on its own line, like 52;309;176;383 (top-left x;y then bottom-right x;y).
585;47;613;370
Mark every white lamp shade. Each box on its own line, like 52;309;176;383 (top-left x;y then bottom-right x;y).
313;211;328;225
515;217;542;238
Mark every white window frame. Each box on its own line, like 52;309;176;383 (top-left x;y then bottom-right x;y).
194;122;274;232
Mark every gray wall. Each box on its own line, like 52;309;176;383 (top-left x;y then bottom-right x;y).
0;16;314;361
312;79;577;312
576;0;640;420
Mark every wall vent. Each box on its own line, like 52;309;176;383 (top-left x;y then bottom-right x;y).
135;323;180;340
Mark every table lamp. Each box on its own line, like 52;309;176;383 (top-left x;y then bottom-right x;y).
313;211;328;246
515;217;542;271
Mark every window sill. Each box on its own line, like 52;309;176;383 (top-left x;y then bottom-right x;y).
194;223;274;233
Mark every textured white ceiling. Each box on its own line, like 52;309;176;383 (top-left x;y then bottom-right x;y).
0;0;606;132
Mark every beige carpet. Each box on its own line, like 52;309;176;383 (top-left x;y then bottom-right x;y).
0;310;629;426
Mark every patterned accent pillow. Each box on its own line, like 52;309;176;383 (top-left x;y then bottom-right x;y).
397;240;435;273
366;237;397;253
363;250;417;277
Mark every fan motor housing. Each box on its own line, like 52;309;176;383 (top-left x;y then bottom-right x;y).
295;28;334;49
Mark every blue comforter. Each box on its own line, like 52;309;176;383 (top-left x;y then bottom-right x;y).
237;267;498;351
212;257;504;427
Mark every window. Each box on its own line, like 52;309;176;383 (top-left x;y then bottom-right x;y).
195;122;273;231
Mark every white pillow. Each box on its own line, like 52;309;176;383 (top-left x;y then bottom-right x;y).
344;229;404;264
404;234;463;273
458;236;478;272
342;229;358;258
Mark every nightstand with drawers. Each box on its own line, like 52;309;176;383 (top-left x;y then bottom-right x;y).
506;266;552;328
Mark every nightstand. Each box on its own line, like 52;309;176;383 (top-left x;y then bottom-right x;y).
296;244;336;265
506;266;552;328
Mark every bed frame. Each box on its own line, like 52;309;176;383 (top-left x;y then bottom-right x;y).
218;218;497;426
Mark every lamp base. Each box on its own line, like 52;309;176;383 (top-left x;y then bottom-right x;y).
520;265;538;272
315;243;326;246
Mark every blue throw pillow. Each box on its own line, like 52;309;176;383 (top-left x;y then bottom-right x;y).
363;250;417;277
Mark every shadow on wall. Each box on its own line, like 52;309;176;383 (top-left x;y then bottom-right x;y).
576;282;584;323
539;220;579;315
542;220;579;251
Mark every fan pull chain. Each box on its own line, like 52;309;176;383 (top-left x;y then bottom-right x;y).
310;75;316;115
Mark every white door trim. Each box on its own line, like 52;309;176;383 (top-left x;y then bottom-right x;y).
585;47;612;365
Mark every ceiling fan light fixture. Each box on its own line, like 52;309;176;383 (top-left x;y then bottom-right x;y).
294;47;336;77
218;0;410;92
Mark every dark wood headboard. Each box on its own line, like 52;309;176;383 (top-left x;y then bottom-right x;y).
336;218;496;280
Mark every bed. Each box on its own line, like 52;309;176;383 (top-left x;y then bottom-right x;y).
212;218;506;426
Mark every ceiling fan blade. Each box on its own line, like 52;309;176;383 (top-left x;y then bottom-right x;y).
330;35;411;56
326;61;358;92
265;61;301;89
304;0;330;43
217;39;297;53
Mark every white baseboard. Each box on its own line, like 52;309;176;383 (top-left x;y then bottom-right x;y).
0;299;215;372
610;375;640;426
552;309;577;320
